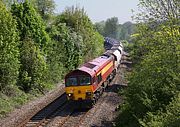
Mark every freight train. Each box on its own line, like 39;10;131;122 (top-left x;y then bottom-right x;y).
65;37;123;105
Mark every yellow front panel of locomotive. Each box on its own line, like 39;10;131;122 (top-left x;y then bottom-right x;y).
65;85;93;100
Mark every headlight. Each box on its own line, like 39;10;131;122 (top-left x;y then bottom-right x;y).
68;93;73;97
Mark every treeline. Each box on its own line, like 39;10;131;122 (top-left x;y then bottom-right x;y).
95;18;136;42
0;0;104;116
116;0;179;127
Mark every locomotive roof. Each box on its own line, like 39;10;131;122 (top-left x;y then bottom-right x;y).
78;55;112;76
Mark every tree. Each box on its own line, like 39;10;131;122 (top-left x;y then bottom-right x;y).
137;0;179;22
11;1;49;49
0;1;19;94
57;6;104;61
117;23;179;127
47;22;83;75
140;93;180;127
104;17;119;39
2;0;13;8
18;38;47;93
11;1;51;93
94;21;105;36
94;19;136;42
118;22;135;41
32;0;55;21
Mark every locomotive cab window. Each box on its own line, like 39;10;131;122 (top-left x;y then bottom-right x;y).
66;77;77;86
79;76;91;85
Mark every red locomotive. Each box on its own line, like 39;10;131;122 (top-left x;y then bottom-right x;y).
65;39;123;105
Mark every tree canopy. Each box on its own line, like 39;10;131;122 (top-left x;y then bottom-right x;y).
104;17;119;39
32;0;55;21
57;6;104;61
95;17;136;42
11;1;49;49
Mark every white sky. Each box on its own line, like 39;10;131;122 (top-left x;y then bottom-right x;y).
54;0;139;24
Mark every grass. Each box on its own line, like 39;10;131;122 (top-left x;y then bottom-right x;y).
0;86;43;119
0;89;29;118
0;82;57;119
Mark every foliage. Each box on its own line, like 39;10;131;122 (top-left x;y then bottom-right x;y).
0;1;20;94
95;19;136;41
56;6;104;61
140;93;180;127
94;21;105;36
0;0;53;117
2;0;13;8
135;0;179;22
117;25;180;127
121;40;129;51
11;1;49;49
118;22;136;41
104;17;119;39
0;86;29;118
32;0;55;21
116;0;180;127
46;23;83;82
18;38;47;93
10;1;52;93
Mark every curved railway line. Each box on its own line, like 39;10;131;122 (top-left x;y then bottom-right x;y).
10;53;130;127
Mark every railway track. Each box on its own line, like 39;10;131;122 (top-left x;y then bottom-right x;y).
43;104;90;127
59;108;89;127
55;97;105;127
18;93;68;127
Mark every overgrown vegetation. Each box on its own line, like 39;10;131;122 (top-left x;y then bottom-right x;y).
116;0;180;126
0;0;104;118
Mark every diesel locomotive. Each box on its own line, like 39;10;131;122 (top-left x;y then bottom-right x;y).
65;38;123;104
